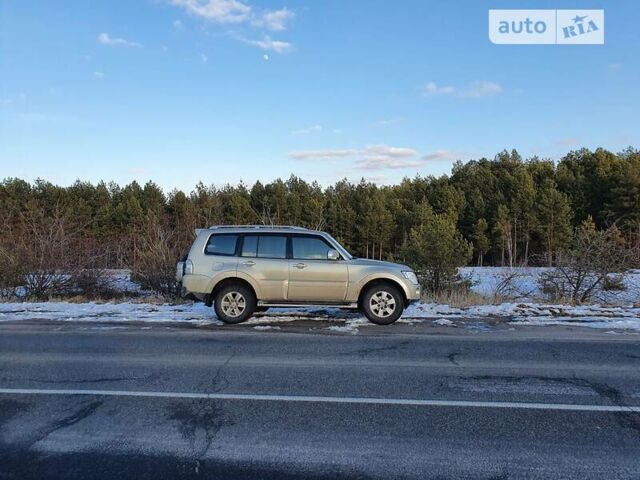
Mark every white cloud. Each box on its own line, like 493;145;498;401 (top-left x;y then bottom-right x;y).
422;80;502;99
364;144;417;158
289;144;423;170
289;149;358;160
253;8;295;31
97;33;141;47
421;150;458;161
422;81;456;97
170;0;294;31
356;157;426;169
170;0;251;23
356;144;423;169
376;117;402;126
93;71;105;79
200;52;208;63
245;35;292;53
461;81;502;98
292;125;322;135
168;1;295;52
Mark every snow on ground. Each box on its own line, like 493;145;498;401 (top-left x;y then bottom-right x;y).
460;266;640;304
1;267;639;333
0;302;217;325
433;318;455;326
100;269;148;294
404;302;640;331
0;300;639;333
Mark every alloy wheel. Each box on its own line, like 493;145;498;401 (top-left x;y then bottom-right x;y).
221;291;246;318
369;291;396;318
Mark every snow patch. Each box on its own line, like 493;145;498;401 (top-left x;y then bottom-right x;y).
403;301;640;332
460;266;640;304
433;318;455;326
327;324;359;334
0;301;218;325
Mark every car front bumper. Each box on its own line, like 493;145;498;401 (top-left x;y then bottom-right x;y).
407;284;421;302
401;279;421;303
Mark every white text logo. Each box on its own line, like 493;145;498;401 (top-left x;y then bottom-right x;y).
489;9;604;45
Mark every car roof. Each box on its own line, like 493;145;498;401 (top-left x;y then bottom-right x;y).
201;225;323;235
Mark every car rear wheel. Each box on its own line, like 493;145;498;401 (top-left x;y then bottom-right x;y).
214;284;256;324
361;284;404;325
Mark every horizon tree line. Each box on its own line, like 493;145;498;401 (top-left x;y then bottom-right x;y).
1;147;639;293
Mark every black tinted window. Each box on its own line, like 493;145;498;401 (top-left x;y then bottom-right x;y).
241;235;258;257
205;234;238;256
292;236;332;260
257;235;287;259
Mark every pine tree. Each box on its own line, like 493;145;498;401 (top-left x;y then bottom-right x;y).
401;205;472;292
535;179;572;266
471;218;490;266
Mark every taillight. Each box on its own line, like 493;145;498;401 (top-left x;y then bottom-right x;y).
184;259;194;275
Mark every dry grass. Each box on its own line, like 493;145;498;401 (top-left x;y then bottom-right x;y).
421;289;494;308
41;292;189;305
421;289;606;308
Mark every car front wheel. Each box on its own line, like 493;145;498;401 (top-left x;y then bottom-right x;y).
214;284;256;324
361;284;404;325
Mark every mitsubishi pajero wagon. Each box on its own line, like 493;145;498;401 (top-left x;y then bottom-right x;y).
176;226;421;324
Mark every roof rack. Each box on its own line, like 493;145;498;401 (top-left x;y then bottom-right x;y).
208;225;309;230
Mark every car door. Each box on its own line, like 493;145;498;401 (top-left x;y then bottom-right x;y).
199;233;240;279
288;234;348;302
236;234;289;301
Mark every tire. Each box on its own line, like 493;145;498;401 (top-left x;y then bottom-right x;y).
361;284;404;325
213;283;256;324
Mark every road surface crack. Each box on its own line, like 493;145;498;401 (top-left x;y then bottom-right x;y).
1;375;155;385
166;349;236;464
354;341;410;358
447;351;461;366
26;400;103;449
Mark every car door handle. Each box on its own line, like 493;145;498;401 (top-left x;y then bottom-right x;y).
294;263;307;269
242;260;256;266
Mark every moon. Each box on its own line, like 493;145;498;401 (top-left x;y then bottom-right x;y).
263;54;269;61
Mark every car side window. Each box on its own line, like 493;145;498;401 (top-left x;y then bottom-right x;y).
292;236;333;260
257;235;287;259
241;235;258;257
205;234;238;256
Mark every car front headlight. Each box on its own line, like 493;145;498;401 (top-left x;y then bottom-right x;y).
402;270;419;285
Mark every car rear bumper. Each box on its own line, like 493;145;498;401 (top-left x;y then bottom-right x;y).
181;274;211;296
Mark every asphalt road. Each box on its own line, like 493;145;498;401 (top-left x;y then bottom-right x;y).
1;320;639;479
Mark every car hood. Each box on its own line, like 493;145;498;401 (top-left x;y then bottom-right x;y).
349;258;411;271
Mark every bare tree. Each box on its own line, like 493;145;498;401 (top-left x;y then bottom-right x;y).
131;210;184;297
539;221;634;304
490;266;536;303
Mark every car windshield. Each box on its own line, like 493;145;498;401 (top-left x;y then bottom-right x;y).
324;233;353;260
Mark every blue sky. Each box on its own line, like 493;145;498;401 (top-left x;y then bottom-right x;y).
1;0;638;191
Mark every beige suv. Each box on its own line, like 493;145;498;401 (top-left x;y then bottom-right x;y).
176;226;420;325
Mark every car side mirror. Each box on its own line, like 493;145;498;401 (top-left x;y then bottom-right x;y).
327;249;340;261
